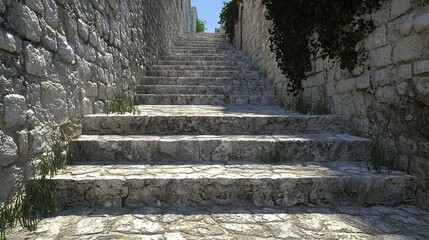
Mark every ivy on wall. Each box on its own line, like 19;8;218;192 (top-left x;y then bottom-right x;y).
220;0;383;95
219;0;242;43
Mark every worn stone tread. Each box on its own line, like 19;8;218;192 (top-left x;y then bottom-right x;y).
137;85;273;95
134;94;276;105
73;133;370;162
141;76;270;86
83;105;348;134
6;205;429;239
50;162;416;208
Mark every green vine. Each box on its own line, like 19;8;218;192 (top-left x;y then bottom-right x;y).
219;0;242;43
220;0;382;94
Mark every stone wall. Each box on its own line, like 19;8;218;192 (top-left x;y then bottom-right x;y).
0;0;190;201
235;0;429;211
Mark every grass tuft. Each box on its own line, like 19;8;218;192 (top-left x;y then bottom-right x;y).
258;142;290;164
367;142;394;174
284;96;330;115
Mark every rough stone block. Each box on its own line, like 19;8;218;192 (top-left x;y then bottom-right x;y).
77;19;89;41
41;82;68;121
392;35;422;64
364;25;386;50
414;60;429;75
7;3;42;42
412;77;429;105
397;82;408;95
25;42;51;77
0;166;21;201
4;94;27;127
0;0;4;13
26;0;44;14
94;101;104;114
0;131;18;167
82;97;93;115
65;15;78;44
18;129;29;155
376;85;397;103
41;24;58;52
414;13;429;32
369;45;392;68
371;67;391;87
85;81;98;97
44;0;59;28
356;75;370;90
390;0;411;19
393;64;412;83
58;35;75;63
0;27;22;53
336;78;355;93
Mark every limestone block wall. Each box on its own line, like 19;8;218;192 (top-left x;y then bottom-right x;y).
235;0;429;211
0;0;187;201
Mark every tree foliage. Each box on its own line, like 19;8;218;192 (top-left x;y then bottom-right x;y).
196;18;207;32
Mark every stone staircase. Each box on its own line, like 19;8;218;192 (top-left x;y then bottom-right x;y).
12;33;425;238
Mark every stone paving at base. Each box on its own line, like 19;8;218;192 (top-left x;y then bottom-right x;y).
6;205;429;239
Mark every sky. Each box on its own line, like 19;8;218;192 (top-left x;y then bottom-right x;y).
192;0;229;33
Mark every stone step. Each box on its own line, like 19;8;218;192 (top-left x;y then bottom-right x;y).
137;85;272;95
171;49;236;54
72;134;371;163
7;205;429;239
157;60;250;67
173;45;233;50
140;77;271;86
50;162;416;208
162;54;242;61
150;65;241;71
83;105;349;135
134;94;277;106
174;43;231;48
146;69;261;78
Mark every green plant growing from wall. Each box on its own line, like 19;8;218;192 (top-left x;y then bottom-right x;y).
196;18;207;32
0;123;81;239
103;85;139;115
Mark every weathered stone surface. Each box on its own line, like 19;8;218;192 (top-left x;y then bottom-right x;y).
84;105;349;135
414;60;429;75
355;75;370;90
7;3;42;42
376;85;397;103
414;13;429;32
391;0;411;19
0;131;18;167
77;19;89;41
7;205;429;239
0;166;21;201
413;77;429;105
0;0;4;13
51;162;416;208
41;82;68;121
73;134;371;163
392;35;422;63
364;25;386;50
4;94;27;127
26;0;44;15
25;42;51;77
369;45;392;68
0;28;22;53
57;35;74;63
